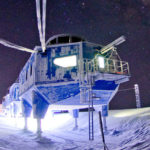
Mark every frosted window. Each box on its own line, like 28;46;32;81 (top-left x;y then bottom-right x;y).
54;55;77;68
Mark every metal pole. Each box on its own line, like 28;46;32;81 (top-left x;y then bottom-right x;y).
102;117;107;132
134;84;141;108
75;118;78;129
98;111;108;150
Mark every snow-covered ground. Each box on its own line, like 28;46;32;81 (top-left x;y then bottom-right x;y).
0;107;150;150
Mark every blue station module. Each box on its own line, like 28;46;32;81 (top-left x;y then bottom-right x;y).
16;34;130;119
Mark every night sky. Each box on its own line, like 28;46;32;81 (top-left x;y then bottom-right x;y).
0;0;150;109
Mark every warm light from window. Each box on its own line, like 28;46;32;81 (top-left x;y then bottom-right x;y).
98;56;105;68
54;55;77;67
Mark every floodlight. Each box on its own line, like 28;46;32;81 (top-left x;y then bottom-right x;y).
101;36;126;54
98;56;105;68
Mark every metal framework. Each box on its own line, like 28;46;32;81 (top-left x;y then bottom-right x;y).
83;58;130;76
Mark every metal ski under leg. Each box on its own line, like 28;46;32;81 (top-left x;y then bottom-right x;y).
98;111;108;150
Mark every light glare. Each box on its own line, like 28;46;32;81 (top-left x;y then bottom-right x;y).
54;55;77;68
98;56;105;68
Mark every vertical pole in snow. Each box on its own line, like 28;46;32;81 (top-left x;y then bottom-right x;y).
75;118;78;129
24;117;28;130
37;118;42;138
134;84;141;108
102;117;107;132
102;105;108;132
98;111;108;150
72;109;79;130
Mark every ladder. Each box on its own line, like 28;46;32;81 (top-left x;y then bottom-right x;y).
88;75;94;141
80;59;95;140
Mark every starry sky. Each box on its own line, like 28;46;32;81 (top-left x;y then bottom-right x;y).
0;0;150;109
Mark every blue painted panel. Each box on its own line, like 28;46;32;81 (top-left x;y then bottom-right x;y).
9;83;19;101
37;83;80;102
73;109;79;118
22;99;32;117
102;105;108;117
32;91;49;118
13;103;17;115
37;80;117;105
19;54;35;85
93;80;118;90
47;44;79;79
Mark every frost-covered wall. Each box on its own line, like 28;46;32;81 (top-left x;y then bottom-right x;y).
19;54;35;95
35;43;81;83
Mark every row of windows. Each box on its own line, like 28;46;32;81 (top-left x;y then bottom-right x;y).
48;36;85;45
19;64;33;84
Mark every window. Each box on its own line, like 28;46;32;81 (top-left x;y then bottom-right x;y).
50;38;57;45
58;36;69;43
72;36;83;42
53;55;77;68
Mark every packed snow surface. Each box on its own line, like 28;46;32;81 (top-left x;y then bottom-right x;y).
0;107;150;150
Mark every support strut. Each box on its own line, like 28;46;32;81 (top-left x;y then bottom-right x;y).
98;111;108;150
37;118;42;138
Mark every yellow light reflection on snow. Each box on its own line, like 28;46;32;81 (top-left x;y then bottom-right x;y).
113;108;150;118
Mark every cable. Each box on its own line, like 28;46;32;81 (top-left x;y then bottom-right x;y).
118;88;134;92
0;39;35;53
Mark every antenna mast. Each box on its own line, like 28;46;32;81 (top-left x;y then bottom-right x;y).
35;0;47;52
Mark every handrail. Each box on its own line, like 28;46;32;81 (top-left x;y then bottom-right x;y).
82;57;130;75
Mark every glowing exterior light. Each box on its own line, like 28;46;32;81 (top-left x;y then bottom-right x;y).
98;56;105;68
54;55;77;68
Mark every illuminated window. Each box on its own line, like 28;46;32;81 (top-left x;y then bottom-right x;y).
98;56;105;68
53;55;77;68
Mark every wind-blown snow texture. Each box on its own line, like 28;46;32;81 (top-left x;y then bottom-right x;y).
0;107;150;150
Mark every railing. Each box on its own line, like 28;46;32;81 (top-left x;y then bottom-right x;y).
82;57;130;75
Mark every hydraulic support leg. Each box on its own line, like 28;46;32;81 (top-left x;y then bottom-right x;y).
69;109;79;130
24;117;28;130
32;90;49;137
37;118;42;138
22;99;32;131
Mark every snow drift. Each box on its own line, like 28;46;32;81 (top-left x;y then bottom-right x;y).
0;107;150;150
